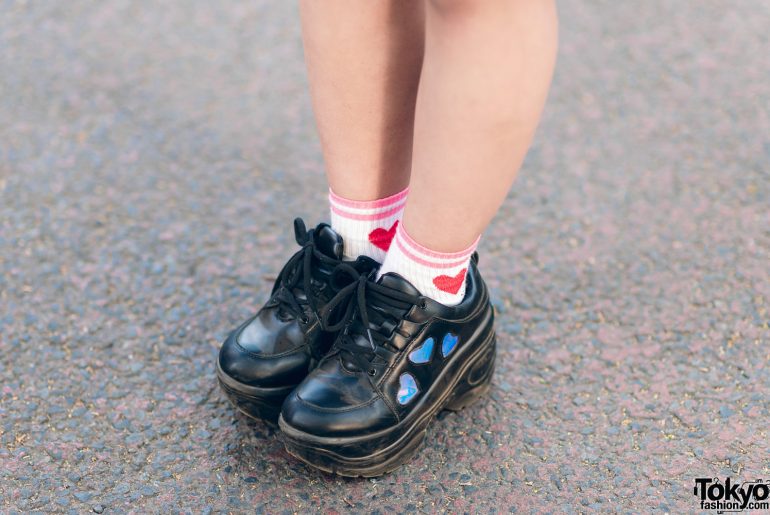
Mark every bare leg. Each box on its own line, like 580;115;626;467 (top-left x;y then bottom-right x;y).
402;0;558;251
299;0;425;200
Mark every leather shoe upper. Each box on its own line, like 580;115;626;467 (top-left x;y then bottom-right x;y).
281;254;493;437
218;219;377;389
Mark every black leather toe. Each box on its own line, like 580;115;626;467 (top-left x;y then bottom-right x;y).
216;219;381;422
218;314;317;389
281;357;399;438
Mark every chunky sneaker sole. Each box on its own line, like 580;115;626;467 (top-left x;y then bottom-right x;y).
216;358;295;424
279;327;496;477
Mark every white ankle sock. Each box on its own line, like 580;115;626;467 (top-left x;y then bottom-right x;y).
377;222;479;306
329;187;408;262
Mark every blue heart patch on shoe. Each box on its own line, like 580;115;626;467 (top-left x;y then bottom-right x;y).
397;373;419;405
408;337;434;364
441;333;459;357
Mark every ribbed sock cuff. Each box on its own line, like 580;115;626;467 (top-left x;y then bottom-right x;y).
329;187;409;262
377;222;479;306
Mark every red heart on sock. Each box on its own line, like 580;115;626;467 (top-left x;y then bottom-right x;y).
368;221;399;251
432;268;467;294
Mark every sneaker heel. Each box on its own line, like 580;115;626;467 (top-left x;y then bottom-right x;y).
444;334;496;412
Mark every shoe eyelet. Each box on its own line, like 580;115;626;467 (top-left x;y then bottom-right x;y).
368;368;377;376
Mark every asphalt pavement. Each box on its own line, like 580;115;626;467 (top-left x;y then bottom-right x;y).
1;0;768;512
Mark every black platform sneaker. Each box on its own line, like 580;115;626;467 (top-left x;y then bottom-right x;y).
217;218;377;424
279;254;496;476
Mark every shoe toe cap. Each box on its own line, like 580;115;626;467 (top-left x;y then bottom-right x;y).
281;369;398;438
218;316;311;388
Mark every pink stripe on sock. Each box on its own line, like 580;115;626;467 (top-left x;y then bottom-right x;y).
330;202;405;221
329;187;409;209
395;237;471;269
398;223;479;261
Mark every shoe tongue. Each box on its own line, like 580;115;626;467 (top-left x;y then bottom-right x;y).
376;272;422;297
314;224;344;260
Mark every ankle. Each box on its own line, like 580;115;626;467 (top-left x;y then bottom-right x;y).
377;222;479;306
329;187;408;262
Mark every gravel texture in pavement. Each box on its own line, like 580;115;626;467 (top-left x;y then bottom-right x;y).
1;0;768;512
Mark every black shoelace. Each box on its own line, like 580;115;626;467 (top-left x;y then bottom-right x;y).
318;264;422;386
267;218;340;324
